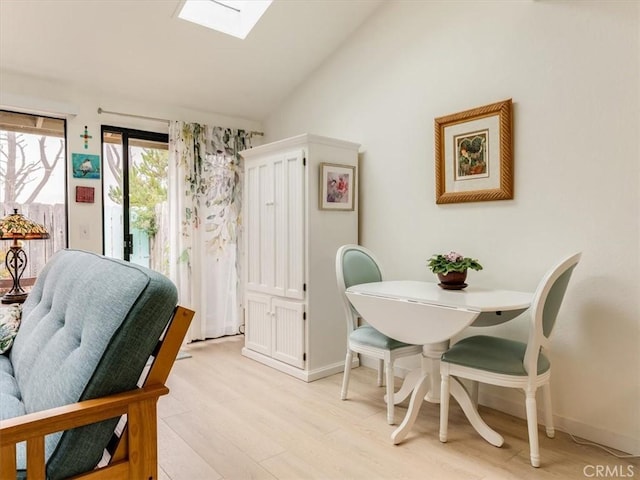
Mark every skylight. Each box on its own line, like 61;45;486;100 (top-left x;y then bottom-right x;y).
177;0;273;40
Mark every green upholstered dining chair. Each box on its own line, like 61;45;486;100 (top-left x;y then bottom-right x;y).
336;244;422;425
439;252;581;467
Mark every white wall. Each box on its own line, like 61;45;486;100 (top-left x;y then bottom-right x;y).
263;1;640;455
0;70;262;253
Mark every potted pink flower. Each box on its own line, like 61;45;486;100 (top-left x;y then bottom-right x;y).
427;251;482;289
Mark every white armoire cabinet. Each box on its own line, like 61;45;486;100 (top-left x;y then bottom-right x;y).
240;134;359;382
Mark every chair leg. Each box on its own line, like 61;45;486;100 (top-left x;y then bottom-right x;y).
470;380;479;408
439;370;450;443
377;359;384;387
341;351;353;400
542;383;555;438
385;361;395;424
525;388;541;467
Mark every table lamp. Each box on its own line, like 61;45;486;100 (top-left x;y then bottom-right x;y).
0;209;49;304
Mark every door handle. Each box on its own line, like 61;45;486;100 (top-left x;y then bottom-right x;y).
126;233;134;255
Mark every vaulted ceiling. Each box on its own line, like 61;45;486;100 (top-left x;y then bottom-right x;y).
0;0;383;121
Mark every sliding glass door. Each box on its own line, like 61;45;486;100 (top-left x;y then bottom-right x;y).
102;126;168;273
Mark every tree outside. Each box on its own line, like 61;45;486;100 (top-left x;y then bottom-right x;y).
1;130;64;205
0;113;67;281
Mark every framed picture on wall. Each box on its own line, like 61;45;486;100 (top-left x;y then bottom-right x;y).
71;153;101;179
319;162;356;211
435;99;513;204
75;186;95;203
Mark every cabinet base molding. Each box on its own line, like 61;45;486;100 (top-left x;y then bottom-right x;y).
242;347;359;382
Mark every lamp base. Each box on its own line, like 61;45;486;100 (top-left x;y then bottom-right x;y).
3;244;28;304
1;291;27;304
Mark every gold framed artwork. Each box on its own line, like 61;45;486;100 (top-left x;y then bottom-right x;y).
319;162;356;211
435;99;513;204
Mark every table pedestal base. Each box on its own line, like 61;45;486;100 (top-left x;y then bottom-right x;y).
390;342;504;447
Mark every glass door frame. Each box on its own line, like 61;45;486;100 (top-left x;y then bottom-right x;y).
100;125;168;262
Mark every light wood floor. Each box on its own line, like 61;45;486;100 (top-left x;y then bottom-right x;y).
157;336;638;480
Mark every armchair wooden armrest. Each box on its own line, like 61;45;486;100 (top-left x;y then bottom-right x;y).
0;305;194;480
0;385;169;480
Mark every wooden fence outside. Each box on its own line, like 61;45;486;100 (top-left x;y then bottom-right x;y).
103;202;169;276
0;202;169;287
150;202;170;276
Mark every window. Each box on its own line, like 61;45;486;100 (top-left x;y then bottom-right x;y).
177;0;272;39
0;110;67;286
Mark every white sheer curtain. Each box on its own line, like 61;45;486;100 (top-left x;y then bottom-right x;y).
168;122;251;341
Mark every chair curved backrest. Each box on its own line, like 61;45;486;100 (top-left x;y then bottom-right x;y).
336;245;384;335
523;252;581;377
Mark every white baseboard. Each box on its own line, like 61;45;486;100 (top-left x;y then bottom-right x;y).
360;357;639;456
241;347;358;383
479;391;640;457
307;359;357;382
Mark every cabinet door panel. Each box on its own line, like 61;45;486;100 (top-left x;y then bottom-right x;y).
245;293;272;356
284;151;305;299
272;298;305;368
246;151;304;299
246;160;273;293
273;150;304;298
259;161;275;292
272;155;286;297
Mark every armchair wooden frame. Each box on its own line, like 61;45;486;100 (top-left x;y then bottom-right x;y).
0;306;195;480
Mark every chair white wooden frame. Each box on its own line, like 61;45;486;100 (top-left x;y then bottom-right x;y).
336;244;422;425
439;252;581;467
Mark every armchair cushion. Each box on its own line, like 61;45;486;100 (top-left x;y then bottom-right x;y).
442;335;550;376
0;355;24;420
4;249;178;479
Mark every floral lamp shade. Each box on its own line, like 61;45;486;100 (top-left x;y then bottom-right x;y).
0;209;49;241
0;209;49;304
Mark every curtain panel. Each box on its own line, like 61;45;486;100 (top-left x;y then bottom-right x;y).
168;121;251;341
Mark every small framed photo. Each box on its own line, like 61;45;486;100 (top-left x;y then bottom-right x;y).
435;99;513;204
75;186;95;203
319;162;356;211
72;153;101;179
